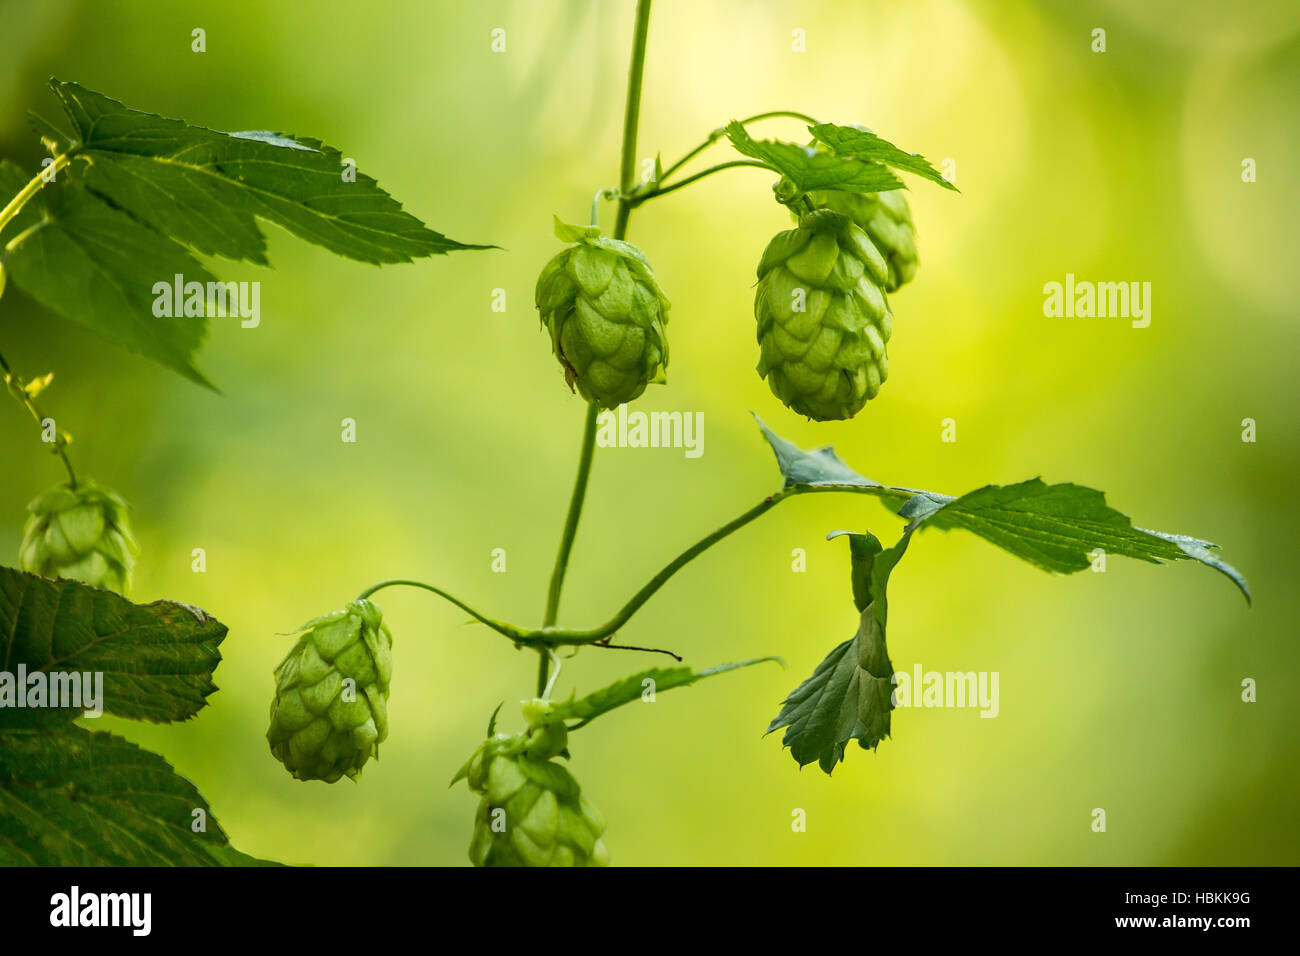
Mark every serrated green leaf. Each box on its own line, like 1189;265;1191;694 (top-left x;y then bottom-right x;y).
551;657;781;728
50;80;488;264
0;723;273;865
768;531;911;772
200;844;284;867
4;177;218;388
724;120;903;194
809;123;958;191
836;528;884;613
27;110;74;154
902;479;1251;602
754;414;883;489
0;567;225;724
753;417;1249;601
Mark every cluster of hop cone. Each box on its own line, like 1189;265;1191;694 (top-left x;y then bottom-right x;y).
15;184;919;870
534;188;919;421
263;600;608;866
257;186;923;868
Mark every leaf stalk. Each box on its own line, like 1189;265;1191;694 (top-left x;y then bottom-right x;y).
0;154;69;236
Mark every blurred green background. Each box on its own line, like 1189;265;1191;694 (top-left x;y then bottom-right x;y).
2;0;1296;865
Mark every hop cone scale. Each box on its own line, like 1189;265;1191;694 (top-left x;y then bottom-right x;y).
267;599;393;783
754;208;893;421
534;218;670;408
19;479;136;594
456;702;609;867
806;189;918;292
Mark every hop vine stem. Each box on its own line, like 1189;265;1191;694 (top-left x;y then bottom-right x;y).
1;156;76;487
654;110;817;184
348;6;914;678
0;350;77;488
536;0;653;696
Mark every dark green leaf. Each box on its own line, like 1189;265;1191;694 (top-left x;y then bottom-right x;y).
0;567;225;725
52;80;487;264
903;479;1251;602
753;418;1249;601
768;531;911;772
809;123;958;191
0;723;273;865
551;657;781;727
753;414;882;489
201;844;284;866
4;178;218;388
724;121;903;194
838;529;884;613
27;110;75;153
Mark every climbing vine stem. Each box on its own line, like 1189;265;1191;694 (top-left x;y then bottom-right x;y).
537;0;653;696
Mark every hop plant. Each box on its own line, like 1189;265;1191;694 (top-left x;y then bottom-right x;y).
455;700;609;867
19;479;136;594
267;598;393;783
755;208;893;421
805;189;918;292
534;217;670;408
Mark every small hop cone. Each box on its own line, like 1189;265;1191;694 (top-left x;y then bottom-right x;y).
19;479;136;594
755;208;893;421
267;599;393;783
806;189;918;292
534;217;670;408
458;702;609;867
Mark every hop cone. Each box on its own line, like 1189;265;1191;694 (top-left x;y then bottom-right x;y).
267;599;393;783
806;189;918;292
19;479;136;593
457;702;609;867
755;208;893;421
535;217;670;409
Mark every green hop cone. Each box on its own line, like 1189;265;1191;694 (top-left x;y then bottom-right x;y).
534;216;670;408
806;189;918;292
19;479;136;594
456;701;609;867
754;208;893;421
267;598;393;783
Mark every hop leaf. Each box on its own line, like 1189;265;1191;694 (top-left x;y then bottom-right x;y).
755;209;893;420
267;599;393;783
534;217;671;408
19;478;136;594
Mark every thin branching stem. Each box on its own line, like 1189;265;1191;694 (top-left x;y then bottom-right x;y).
356;579;530;642
0;155;69;235
537;0;653;695
629;160;772;206
656;110;818;183
523;483;905;646
0;350;77;487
